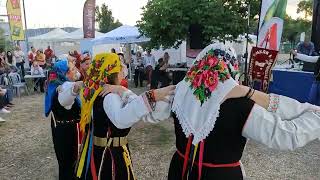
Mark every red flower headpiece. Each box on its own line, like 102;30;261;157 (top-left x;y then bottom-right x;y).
185;49;231;105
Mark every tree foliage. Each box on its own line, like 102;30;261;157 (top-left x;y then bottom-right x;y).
283;14;312;44
96;3;122;33
137;0;260;49
297;0;313;19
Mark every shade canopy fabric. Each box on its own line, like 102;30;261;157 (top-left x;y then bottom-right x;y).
59;29;104;40
92;25;150;45
29;28;70;42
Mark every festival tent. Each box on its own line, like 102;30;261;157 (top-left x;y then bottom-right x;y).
29;28;79;56
91;25;150;45
59;29;104;40
29;28;71;42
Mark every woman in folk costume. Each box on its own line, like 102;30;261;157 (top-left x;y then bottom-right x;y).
291;50;320;105
44;59;83;180
110;43;320;179
75;53;174;180
166;44;320;179
75;52;92;81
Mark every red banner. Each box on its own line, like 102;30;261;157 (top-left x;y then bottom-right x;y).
83;0;96;38
249;47;278;92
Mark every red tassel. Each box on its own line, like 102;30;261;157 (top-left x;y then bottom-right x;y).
198;140;204;180
90;146;97;180
182;136;192;179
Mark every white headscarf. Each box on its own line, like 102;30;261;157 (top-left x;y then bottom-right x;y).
172;43;238;145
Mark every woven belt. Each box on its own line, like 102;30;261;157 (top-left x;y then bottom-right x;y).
93;136;128;147
176;150;241;168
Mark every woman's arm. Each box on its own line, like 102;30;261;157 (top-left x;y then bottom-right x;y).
242;104;320;151
58;81;82;109
103;92;153;129
103;86;175;129
294;52;319;63
225;85;270;109
226;85;319;119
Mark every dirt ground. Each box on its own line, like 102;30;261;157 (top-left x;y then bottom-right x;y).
0;88;319;180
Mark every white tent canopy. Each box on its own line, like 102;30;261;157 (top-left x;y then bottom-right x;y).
29;28;70;42
92;25;150;45
59;29;104;40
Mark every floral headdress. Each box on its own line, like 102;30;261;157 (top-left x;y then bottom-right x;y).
172;43;238;145
185;49;231;105
79;53;121;132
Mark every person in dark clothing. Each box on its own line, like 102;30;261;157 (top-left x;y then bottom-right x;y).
151;58;171;89
45;59;82;180
133;51;144;87
6;51;14;66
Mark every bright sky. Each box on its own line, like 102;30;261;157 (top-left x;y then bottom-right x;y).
0;0;304;28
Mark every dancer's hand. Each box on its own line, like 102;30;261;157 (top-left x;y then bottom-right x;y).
291;49;297;56
73;81;84;94
100;84;128;97
153;85;176;102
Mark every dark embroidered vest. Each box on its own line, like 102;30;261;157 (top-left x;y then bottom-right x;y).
92;96;131;138
51;94;80;122
172;97;254;164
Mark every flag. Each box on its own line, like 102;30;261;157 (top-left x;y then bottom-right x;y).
6;0;25;41
83;0;96;38
257;0;288;51
249;47;278;92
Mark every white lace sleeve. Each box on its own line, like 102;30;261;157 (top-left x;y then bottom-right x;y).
243;104;320;151
267;94;319;120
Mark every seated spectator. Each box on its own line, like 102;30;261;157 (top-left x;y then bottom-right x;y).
34;49;46;68
296;36;316;56
151;58;171;89
31;62;45;93
0;87;13;114
5;51;15;67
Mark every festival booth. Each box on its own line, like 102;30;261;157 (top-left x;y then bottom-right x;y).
29;28;105;56
29;28;79;56
268;67;314;103
87;25;187;81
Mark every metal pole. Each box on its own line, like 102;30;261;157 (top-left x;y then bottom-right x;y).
255;0;263;47
244;3;250;85
22;0;29;51
311;0;320;52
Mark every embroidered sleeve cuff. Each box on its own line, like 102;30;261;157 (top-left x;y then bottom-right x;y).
267;93;280;112
142;93;153;112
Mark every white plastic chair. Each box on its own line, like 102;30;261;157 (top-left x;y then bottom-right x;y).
8;73;29;98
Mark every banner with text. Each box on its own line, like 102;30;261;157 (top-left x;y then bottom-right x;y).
83;0;96;38
6;0;25;41
257;0;288;51
249;47;278;92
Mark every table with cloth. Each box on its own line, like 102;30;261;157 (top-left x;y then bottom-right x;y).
24;74;46;93
268;68;314;103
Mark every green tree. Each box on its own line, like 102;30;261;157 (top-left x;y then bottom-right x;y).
96;3;122;33
297;0;313;19
283;14;312;43
137;0;260;49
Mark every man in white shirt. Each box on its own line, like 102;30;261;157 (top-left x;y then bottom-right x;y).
143;49;156;87
13;46;25;77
